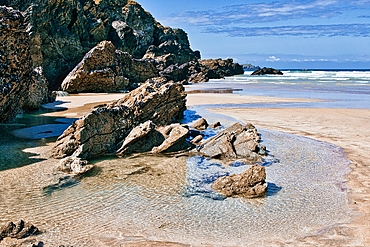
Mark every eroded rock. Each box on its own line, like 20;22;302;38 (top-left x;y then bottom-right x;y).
196;122;266;162
53;78;186;159
59;157;94;176
61;41;159;93
212;164;268;197
191;118;208;130
0;6;33;122
0;220;39;240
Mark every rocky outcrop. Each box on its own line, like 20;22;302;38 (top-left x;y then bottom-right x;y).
0;220;39;241
61;41;158;93
191;118;208;130
5;0;200;89
159;58;244;84
23;67;56;111
196;123;267;162
212;164;268;198
251;67;283;76
243;63;260;71
0;6;33;123
53;78;186;159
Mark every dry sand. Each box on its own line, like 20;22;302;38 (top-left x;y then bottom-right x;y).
187;93;370;246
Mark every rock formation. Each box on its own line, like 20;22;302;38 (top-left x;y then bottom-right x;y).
53;78;186;159
59;156;94;176
0;6;33;123
251;67;283;76
61;41;158;93
243;63;260;71
191;118;208;130
4;0;200;89
0;6;55;122
0;220;39;241
212;164;268;198
196;122;267;162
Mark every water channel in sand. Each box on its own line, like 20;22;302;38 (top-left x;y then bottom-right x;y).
0;105;353;246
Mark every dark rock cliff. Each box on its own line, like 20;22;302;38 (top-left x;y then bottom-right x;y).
0;6;33;123
5;0;200;89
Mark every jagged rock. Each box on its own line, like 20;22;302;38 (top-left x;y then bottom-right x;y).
251;67;283;76
212;164;268;197
199;58;244;79
191;118;208;130
190;135;204;146
61;41;158;93
152;124;193;153
117;120;165;154
53;78;186;159
59;157;94;175
209;122;222;129
0;220;39;240
23;67;56;111
5;0;200;89
196;123;266;162
0;6;33;123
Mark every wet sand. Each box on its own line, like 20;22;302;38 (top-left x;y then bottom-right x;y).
187;93;370;246
1;90;369;246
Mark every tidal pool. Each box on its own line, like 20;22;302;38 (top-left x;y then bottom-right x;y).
0;125;352;246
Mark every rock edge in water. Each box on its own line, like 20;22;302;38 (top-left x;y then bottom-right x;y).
212;164;268;198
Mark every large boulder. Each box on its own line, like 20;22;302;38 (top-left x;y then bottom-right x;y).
212;164;268;198
251;67;283;75
5;0;200;89
196;122;266;162
61;41;159;93
199;58;244;79
53;78;186;159
0;6;33;123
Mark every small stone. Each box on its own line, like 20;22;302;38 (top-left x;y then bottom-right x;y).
209;122;222;128
191;118;208;130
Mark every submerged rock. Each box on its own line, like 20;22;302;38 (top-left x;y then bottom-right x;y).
53;78;186;159
0;220;39;240
59;157;94;176
251;67;283;76
212;164;268;197
196;122;266;162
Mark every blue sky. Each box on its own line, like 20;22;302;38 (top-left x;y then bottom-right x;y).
138;0;370;69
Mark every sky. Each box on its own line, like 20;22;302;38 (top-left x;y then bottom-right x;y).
137;0;370;69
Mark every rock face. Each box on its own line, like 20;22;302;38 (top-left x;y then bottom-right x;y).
0;220;39;240
23;67;56;111
212;164;268;198
61;41;159;93
251;67;283;76
196;123;266;162
5;0;200;89
0;6;33;123
53;78;186;159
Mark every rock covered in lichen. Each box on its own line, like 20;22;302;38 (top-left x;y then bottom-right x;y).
0;6;33;123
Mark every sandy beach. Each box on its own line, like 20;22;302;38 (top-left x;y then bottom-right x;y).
0;89;369;246
187;93;370;246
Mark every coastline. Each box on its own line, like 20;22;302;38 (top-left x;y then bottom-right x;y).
0;90;368;246
187;93;370;246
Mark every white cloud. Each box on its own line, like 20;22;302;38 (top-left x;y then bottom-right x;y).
266;56;281;62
